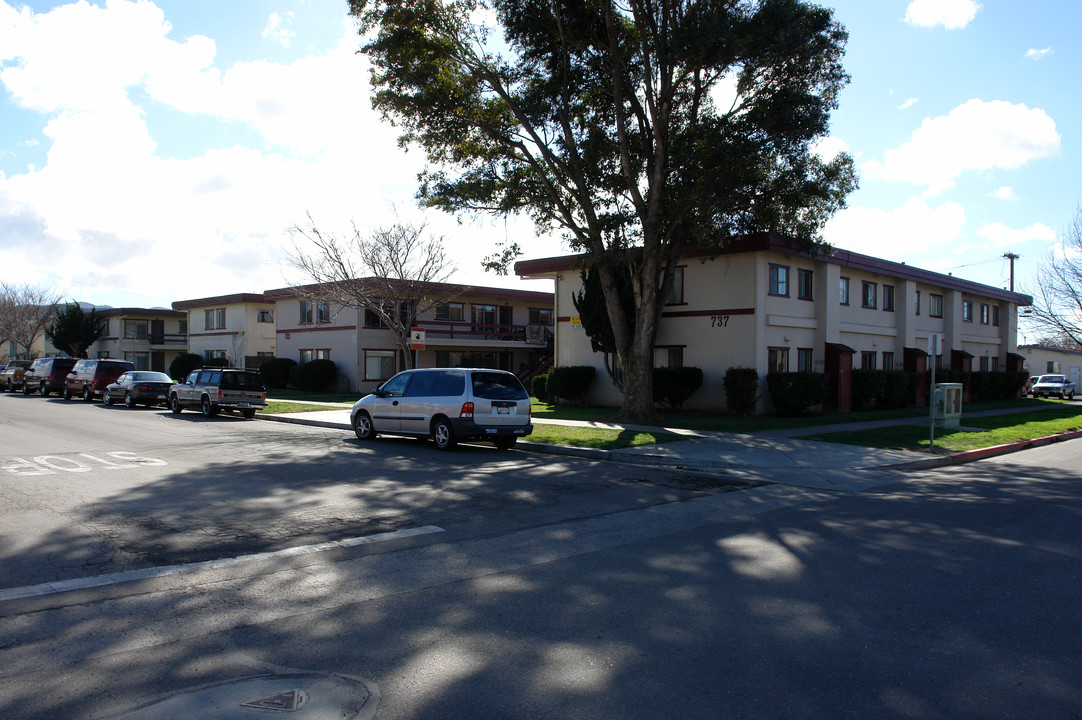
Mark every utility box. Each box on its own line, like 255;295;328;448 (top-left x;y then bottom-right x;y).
933;383;963;429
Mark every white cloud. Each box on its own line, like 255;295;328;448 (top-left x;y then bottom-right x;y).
262;11;296;48
811;136;849;162
1025;47;1053;60
862;99;1060;193
897;98;918;111
904;0;981;30
990;186;1017;200
822;196;967;258
976;221;1056;248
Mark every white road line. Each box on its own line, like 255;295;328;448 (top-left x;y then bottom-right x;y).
0;525;445;603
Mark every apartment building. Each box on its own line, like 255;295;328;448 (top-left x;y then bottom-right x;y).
172;293;277;368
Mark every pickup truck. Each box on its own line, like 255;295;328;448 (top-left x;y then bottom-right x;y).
168;367;267;418
0;359;32;392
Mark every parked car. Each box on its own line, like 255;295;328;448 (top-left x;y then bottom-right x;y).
63;358;136;401
23;357;78;396
103;371;175;408
169;367;267;418
350;367;533;450
0;359;32;392
1030;374;1076;400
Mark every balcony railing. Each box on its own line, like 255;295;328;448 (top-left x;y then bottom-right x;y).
420;321;552;344
148;332;187;346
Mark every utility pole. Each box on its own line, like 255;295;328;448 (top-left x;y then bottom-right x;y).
1003;252;1019;291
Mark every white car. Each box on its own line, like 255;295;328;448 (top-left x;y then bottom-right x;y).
1030;374;1076;400
351;368;533;450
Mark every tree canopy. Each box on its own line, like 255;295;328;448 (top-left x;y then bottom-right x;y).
1027;206;1082;348
45;302;105;358
350;0;857;418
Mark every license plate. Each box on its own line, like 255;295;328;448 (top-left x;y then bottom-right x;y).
497;406;509;415
238;402;252;408
156;395;166;400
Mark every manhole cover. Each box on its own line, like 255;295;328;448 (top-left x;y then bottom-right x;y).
103;672;376;719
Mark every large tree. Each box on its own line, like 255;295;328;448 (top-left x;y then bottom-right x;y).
45;302;105;358
0;283;60;359
289;215;462;369
1027;206;1082;347
350;0;856;420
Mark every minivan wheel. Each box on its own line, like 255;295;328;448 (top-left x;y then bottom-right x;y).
353;411;375;440
431;417;457;451
82;385;93;402
39;382;48;397
22;381;30;395
493;436;517;451
201;397;219;417
170;394;182;414
63;386;72;400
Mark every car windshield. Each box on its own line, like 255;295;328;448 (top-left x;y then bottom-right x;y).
1039;375;1065;383
471;371;528;400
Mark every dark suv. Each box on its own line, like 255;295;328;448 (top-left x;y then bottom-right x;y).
23;357;78;396
169;368;267;418
64;359;136;401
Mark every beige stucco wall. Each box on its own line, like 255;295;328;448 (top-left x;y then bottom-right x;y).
185;301;276;364
1017;346;1082;386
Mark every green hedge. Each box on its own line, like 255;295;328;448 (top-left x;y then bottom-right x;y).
546;366;595;404
259;357;297;389
766;372;828;416
723;367;759;416
289;359;338;392
852;370;923;410
168;353;203;381
531;373;549;403
653;367;703;410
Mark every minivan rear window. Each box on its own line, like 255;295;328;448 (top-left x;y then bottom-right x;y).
471;371;527;400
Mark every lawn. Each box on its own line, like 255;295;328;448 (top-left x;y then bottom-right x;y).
797;405;1082;452
523;424;687;450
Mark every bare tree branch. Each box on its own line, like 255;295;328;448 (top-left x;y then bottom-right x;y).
0;283;61;359
287;213;463;368
1025;206;1082;348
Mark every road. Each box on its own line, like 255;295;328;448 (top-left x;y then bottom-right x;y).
0;392;1080;719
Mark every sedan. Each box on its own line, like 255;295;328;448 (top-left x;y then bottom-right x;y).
1030;374;1076;400
102;371;175;408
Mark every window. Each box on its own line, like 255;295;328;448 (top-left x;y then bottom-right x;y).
205;349;227;361
436;302;464;322
666;267;685;304
653;346;683;368
929;294;943;318
124;352;150;370
798;269;813;300
840;277;850;305
299;301;313;324
257;309;274;323
768;347;789;373
915;290;921;316
178;320;187;335
1046;361;1059;373
882;352;895;370
101;319;110;336
299;349;313;364
365;300;396;328
797;348;814;372
861;351;876;370
529;307;553;325
365;350;397;381
883;285;895;312
123;319;148;339
472;304;497;326
963;300;974;322
316;301;330;324
992;356;1000;371
862;281;877;309
769;264;789;297
300;349;330;364
992;305;1000;326
980;303;990;325
979;356;989;371
205;308;226;330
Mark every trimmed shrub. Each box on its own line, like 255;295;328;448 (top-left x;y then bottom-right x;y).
766;372;828;416
292;359;338;392
852;370;923;410
653;367;703;410
168;353;203;381
259;357;297;389
545;365;595;404
723;366;759;416
532;372;550;403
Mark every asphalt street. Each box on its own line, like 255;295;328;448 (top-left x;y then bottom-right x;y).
0;392;1080;719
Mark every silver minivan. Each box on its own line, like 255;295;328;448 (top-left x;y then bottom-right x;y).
350;368;533;450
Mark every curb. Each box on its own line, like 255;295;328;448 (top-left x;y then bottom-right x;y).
948;428;1082;464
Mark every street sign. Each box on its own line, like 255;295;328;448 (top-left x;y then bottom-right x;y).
927;333;945;356
409;328;426;350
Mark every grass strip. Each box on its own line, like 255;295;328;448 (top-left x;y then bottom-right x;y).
798;405;1082;452
523;425;689;450
260;401;348;414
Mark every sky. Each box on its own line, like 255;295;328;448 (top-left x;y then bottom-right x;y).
0;0;1078;336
